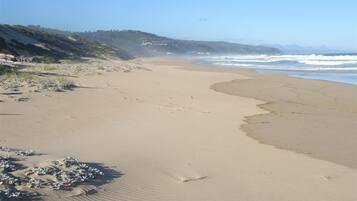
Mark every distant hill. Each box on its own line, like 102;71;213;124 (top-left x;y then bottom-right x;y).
27;25;72;35
0;25;133;62
78;30;281;56
0;25;281;62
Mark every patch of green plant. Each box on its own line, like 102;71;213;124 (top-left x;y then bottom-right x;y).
38;77;75;91
41;65;58;71
60;57;90;64
0;64;16;75
2;71;38;82
32;56;57;64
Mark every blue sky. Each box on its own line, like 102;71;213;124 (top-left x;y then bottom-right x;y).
0;0;356;50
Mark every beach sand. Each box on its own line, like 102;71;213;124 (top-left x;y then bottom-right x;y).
0;58;356;200
211;70;357;169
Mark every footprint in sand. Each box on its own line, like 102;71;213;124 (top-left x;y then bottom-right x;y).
66;185;98;197
179;175;208;183
67;115;77;120
136;97;145;103
161;169;208;183
201;111;211;114
321;175;335;181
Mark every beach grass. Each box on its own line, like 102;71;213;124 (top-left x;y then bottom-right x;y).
38;77;76;91
0;64;75;92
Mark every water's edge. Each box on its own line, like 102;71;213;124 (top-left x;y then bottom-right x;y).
192;55;357;85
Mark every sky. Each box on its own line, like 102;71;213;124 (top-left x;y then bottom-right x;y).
0;0;356;50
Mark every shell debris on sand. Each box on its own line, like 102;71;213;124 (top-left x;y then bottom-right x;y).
0;146;105;200
0;187;26;200
0;156;18;172
25;157;104;190
0;146;34;157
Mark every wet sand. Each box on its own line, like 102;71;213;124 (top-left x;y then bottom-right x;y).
211;70;357;169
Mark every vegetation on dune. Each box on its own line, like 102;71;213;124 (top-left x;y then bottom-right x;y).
2;71;37;82
0;37;12;54
0;25;134;63
0;64;76;92
37;77;75;91
0;64;16;75
32;56;57;64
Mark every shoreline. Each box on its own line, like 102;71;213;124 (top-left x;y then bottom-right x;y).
194;59;357;86
1;57;356;200
149;57;357;168
255;69;357;86
169;57;357;168
207;67;357;169
192;54;357;86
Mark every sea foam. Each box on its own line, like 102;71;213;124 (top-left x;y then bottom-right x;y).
199;54;357;85
204;54;357;70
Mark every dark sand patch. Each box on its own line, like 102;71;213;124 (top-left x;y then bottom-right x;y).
211;73;357;169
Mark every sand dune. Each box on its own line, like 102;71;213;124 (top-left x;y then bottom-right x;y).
0;58;356;200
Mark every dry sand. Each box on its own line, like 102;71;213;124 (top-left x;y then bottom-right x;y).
0;58;356;200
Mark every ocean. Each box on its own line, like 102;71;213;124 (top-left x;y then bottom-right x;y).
197;54;357;85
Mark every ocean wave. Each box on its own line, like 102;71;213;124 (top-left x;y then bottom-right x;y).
206;54;357;66
297;60;357;66
212;62;255;67
273;67;357;71
213;62;357;71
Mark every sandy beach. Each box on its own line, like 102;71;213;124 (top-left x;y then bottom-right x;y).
0;58;356;201
211;68;357;169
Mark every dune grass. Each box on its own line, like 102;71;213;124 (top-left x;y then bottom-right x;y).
38;77;75;91
0;64;75;92
2;71;38;81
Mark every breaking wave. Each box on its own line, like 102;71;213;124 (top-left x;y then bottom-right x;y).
198;54;357;85
203;54;357;71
